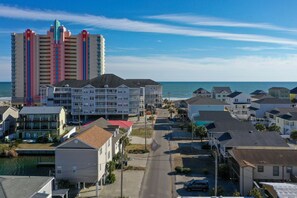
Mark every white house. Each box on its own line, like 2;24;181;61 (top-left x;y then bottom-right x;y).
249;98;292;118
185;97;228;120
211;87;232;102
265;107;297;127
229;147;297;195
275;112;297;136
225;91;251;120
55;125;113;194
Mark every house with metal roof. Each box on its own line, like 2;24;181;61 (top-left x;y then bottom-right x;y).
228;147;297;195
55;125;113;195
17;106;66;140
0;106;18;138
211;86;232;102
275;112;297;136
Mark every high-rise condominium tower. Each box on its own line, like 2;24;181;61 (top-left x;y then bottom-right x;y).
11;20;105;105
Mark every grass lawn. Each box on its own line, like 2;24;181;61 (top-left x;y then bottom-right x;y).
125;144;150;154
131;128;153;138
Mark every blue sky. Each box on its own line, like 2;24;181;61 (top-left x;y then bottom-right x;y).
1;0;297;81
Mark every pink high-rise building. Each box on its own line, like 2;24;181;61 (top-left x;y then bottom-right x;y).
11;20;105;105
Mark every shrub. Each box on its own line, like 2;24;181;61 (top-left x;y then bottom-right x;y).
175;166;183;174
182;167;191;174
106;173;116;184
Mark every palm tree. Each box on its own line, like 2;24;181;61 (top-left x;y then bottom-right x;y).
267;125;281;132
194;126;207;142
168;107;175;119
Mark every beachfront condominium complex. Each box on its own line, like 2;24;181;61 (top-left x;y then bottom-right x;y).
11;20;105;105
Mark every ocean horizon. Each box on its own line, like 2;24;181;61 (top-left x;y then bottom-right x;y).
1;81;297;100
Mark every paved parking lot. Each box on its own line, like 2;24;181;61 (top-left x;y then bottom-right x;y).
171;139;238;196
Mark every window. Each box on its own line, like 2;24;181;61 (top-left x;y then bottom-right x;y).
287;166;293;174
257;166;264;172
273;166;279;176
108;151;110;159
57;170;62;174
100;148;102;154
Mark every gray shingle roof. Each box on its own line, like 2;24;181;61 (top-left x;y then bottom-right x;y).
125;79;160;86
212;87;231;94
20;106;64;114
291;87;297;94
267;108;297;116
54;74;159;89
0;176;54;198
229;147;297;167
193;88;210;94
197;111;255;132
278;112;297;120
0;106;9;115
254;98;291;104
186;97;228;105
250;90;267;95
218;131;289;148
227;91;242;98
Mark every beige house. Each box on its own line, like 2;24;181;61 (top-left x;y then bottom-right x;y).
229;147;297;195
17;106;66;139
55;125;112;193
0;106;19;137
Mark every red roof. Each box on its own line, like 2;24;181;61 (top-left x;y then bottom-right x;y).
108;120;134;128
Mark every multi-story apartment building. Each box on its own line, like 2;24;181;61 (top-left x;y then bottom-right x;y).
11;20;105;105
40;74;146;120
17;106;66;139
125;79;162;107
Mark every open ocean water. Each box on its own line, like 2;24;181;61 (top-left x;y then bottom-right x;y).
1;82;297;100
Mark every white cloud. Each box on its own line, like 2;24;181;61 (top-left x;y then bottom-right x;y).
1;5;297;46
236;46;297;51
106;55;297;81
0;56;11;81
148;14;297;33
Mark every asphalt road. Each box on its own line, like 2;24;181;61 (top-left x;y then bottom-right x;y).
140;109;174;198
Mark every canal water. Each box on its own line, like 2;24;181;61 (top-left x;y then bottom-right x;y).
0;156;55;176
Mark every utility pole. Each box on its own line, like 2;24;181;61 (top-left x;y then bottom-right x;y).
144;110;147;151
120;139;124;198
215;150;218;196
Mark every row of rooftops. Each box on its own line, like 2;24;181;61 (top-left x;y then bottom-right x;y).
193;86;297;95
51;73;160;89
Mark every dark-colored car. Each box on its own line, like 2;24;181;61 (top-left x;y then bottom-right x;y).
183;179;209;192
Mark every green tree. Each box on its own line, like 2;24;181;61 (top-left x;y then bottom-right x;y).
290;130;297;141
267;125;281;132
255;123;266;132
194;126;207;142
249;187;263;198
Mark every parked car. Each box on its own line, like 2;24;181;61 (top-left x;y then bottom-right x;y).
183;179;209;192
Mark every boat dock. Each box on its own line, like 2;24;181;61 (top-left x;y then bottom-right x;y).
15;149;55;155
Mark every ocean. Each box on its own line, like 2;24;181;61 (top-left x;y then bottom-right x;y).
1;82;297;100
